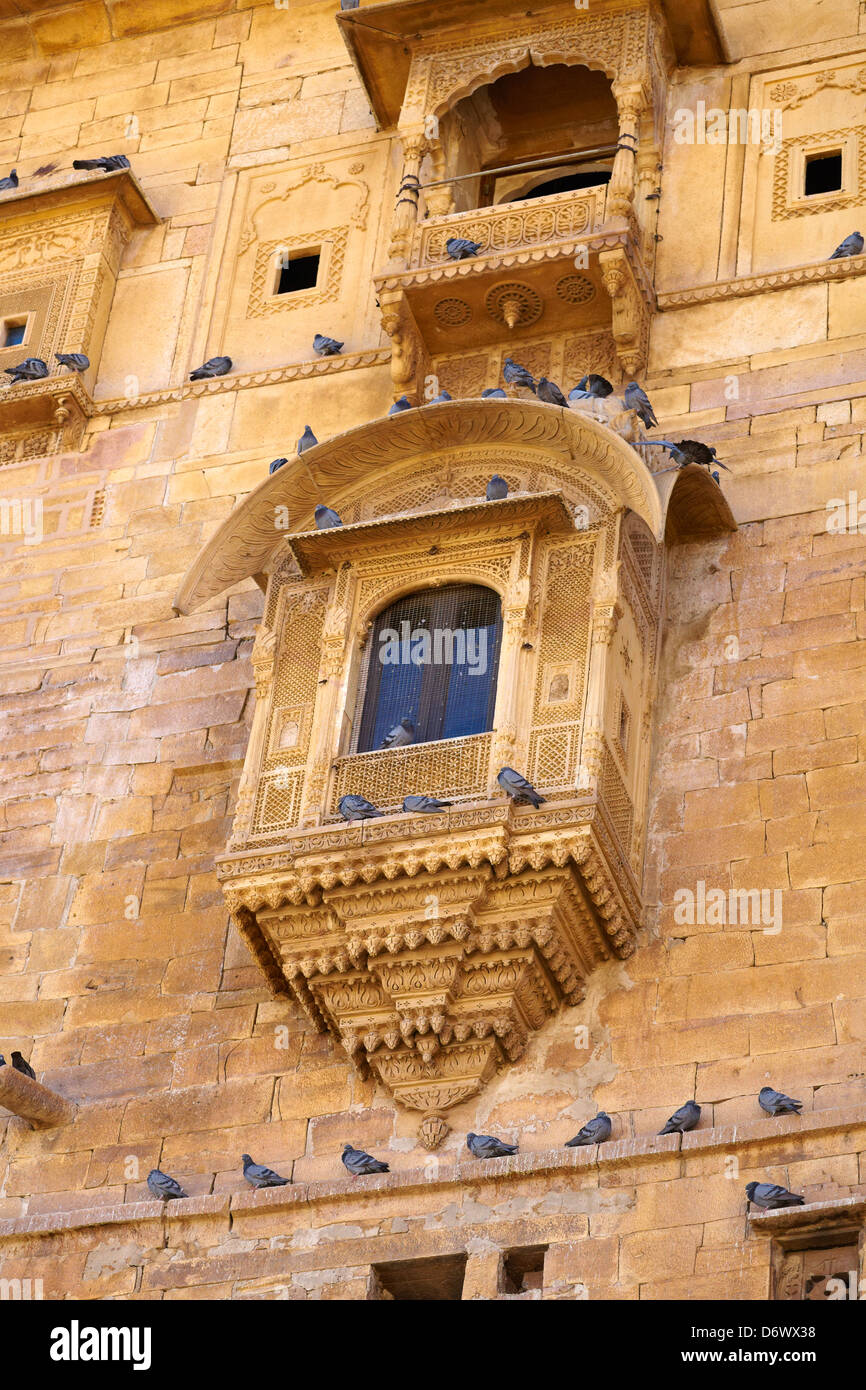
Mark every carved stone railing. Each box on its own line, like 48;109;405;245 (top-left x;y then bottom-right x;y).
329;733;494;818
410;185;608;270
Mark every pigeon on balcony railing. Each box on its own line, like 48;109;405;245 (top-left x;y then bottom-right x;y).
73;155;130;172
269;457;288;475
340;0;360;10
497;766;545;808
55;352;90;373
758;1086;803;1116
314;504;342;529
624;380;658;428
189;355;232;379
428;389;452;403
241;1154;290;1188
577;373;614;397
503;357;536;391
745;1182;805;1211
654;440;730;473
0;168;18;190
466;1132;518;1159
446;236;482;260
313;333;343;356
342;1143;389;1175
297;424;318;454
481;388;507;398
388;395;414;414
829;230;863;259
381;717;415;748
658;1100;701;1134
536;377;568;407
403;794;452;813
565;1113;612;1147
338;794;383;821
486;475;508;500
4;357;48;384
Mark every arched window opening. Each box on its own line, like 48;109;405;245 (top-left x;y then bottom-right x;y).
507;169;612;203
355;584;502;753
438;64;618;213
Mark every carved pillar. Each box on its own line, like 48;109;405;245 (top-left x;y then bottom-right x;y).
489;576;531;789
608;84;645;218
299;595;352;827
580;564;622;787
229;622;277;848
388;131;428;266
423;139;455;217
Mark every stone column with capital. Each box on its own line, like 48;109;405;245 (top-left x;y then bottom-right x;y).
607;84;645;218
388;132;428;267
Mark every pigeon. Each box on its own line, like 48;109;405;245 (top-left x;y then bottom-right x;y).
466;1132;518;1160
381;717;415;748
0;1055;5;1066
189;355;232;380
313;333;343;356
147;1169;188;1201
486;475;508;500
269;457;288;475
658;1100;701;1134
446;236;482;260
55;352;90;373
402;794;452;813
388;395;413;414
4;357;48;384
72;155;130;173
655;440;730;472
565;1113;612;1147
577;374;614;398
341;1142;389;1175
340;0;360;9
497;766;545;808
0;169;18;191
481;388;507;398
241;1154;289;1188
624;380;658;428
745;1181;805;1211
536;377;568;407
759;1086;803;1116
338;794;382;821
10;1051;35;1079
297;425;318;454
428;389;452;404
502;357;536;391
829;231;863;259
315;504;342;529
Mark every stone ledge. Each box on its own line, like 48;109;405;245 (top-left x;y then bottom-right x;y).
657;253;866;309
0;1067;77;1129
749;1196;866;1237
2;1104;864;1243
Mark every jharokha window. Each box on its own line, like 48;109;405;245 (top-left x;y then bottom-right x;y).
355;584;503;752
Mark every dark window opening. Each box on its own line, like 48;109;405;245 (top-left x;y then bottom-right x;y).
2;319;26;347
501;1245;547;1295
372;1253;467;1301
276;252;320;294
804;152;843;197
356;584;502;753
513;169;612;201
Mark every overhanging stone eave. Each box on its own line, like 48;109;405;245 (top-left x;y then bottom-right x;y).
0;166;161;228
174;398;665;613
657;462;738;542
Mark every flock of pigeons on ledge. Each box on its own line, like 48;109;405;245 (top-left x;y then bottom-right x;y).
339;764;544;823
131;1086;810;1212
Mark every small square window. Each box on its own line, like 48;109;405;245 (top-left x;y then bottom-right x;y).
804;151;843;197
275;251;320;295
371;1253;467;1300
501;1245;547;1296
2;317;27;347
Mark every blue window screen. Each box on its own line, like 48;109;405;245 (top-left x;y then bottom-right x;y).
357;584;502;752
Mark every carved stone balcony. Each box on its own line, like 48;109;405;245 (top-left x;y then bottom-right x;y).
0;372;94;460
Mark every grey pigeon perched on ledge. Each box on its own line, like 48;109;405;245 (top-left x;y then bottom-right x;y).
147;1168;188;1201
829;230;863;259
11;1052;35;1079
73;155;130;172
314;504;342;530
382;717;414;748
503;357;535;391
342;1143;389;1175
403;794;452;813
428;389;452;404
536;377;568;407
624;380;658;427
340;0;360;9
486;475;508;500
5;357;48;384
565;1112;612;1147
577;373;613;398
269;457;288;475
481;388;507;398
0;169;18;190
759;1086;803;1116
189;355;231;380
498;766;545;808
297;425;318;454
55;352;90;373
313;333;343;356
658;1100;701;1134
466;1132;518;1160
446;236;482;260
745;1181;805;1211
388;395;413;414
338;794;382;822
241;1154;289;1188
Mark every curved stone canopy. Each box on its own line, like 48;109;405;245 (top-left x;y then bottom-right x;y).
175;399;724;613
